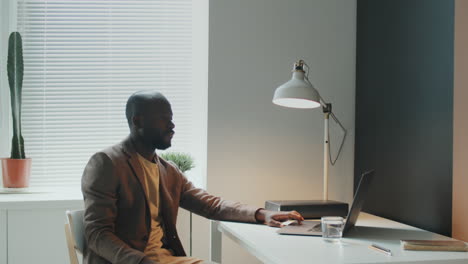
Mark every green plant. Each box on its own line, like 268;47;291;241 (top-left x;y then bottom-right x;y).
7;32;25;159
160;152;195;173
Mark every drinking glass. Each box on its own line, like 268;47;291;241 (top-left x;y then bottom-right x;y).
321;216;345;242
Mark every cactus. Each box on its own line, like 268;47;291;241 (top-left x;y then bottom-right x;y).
7;32;25;159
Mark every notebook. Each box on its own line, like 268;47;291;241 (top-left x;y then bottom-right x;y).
401;240;468;252
278;170;375;236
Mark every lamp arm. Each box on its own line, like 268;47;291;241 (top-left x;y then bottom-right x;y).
328;111;347;166
318;96;347;165
315;93;346;136
330;112;346;135
303;67;347;164
319;95;347;134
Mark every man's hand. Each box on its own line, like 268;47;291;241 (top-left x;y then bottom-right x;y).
255;209;304;227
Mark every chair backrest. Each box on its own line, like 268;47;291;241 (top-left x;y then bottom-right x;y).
65;209;86;264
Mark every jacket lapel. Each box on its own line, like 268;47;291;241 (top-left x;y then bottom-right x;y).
157;157;185;256
157;158;173;223
121;137;150;201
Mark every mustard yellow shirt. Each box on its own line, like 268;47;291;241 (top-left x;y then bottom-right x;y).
137;154;203;264
137;154;164;253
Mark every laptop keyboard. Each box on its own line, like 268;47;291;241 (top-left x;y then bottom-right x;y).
308;223;322;232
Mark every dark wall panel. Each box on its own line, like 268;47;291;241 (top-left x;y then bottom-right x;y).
355;0;454;236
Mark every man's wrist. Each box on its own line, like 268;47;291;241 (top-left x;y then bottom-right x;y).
255;208;266;223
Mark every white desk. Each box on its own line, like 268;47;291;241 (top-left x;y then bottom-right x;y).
211;213;468;264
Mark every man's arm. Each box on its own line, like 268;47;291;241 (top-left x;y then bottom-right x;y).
82;152;155;264
177;172;303;226
178;177;258;223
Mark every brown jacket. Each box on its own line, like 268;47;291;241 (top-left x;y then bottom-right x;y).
82;137;259;264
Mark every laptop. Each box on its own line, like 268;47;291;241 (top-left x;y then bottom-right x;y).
278;170;375;236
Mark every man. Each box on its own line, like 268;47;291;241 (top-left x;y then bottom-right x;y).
82;90;304;264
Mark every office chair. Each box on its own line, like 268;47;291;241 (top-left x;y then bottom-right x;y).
65;209;85;264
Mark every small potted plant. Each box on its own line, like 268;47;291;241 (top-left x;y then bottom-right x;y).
160;152;195;173
1;32;31;188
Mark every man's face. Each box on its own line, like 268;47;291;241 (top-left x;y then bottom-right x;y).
139;101;175;150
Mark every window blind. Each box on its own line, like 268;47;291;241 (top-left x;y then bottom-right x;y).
15;0;204;187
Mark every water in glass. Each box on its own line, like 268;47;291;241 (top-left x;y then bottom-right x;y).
321;216;344;243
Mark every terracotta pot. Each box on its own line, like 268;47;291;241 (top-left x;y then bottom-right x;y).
1;158;32;188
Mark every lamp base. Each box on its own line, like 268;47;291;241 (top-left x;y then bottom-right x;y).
265;200;348;219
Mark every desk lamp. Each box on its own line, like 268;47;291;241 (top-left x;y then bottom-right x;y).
265;59;348;219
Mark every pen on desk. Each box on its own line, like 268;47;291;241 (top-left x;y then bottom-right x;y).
369;244;392;256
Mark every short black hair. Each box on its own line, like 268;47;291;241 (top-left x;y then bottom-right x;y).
125;90;168;128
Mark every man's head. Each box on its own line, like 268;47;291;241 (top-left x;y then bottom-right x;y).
126;90;175;150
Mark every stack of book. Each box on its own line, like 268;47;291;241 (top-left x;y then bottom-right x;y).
401;240;468;252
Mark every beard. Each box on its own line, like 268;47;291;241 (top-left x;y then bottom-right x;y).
138;125;173;150
155;140;171;150
153;131;173;150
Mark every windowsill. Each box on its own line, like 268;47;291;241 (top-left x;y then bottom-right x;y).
0;187;83;209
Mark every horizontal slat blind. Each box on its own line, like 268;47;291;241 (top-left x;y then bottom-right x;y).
16;0;197;187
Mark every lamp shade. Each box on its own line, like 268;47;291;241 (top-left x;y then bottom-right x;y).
273;70;321;109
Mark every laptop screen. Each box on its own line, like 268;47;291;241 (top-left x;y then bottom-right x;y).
343;170;375;232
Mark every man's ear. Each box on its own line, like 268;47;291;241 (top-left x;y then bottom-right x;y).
132;115;143;129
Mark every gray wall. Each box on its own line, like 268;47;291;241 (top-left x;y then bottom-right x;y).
355;0;454;236
208;0;356;263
